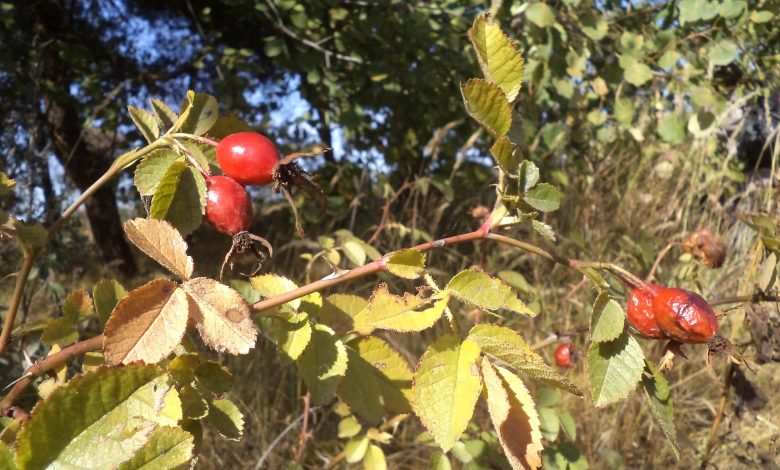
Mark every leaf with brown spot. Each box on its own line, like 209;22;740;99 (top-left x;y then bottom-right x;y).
104;279;189;365
482;360;543;470
183;277;257;354
124;218;194;280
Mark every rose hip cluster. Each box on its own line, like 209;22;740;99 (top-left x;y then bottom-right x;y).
205;132;280;237
625;282;734;361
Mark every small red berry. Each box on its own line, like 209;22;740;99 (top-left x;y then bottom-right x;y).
626;285;668;339
554;343;574;368
205;176;253;237
652;286;719;344
216;132;280;186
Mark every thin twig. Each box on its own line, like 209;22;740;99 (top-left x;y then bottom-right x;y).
254;407;319;470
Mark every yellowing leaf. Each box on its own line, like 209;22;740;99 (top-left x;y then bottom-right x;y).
468;15;524;102
468;324;582;396
104;279;189;365
266;312;312;360
296;324;349;404
63;289;93;320
461;78;512;136
118;426;194;470
93;279;127;326
412;335;482;452
481;360;543;470
491;136;520;175
338;336;413;424
313;294;367;334
587;332;645;407
353;285;447;335
250;274;301;313
124;218;194;280
206;398;244;441
15;365;177;469
447;268;535;316
363;444;387;470
183;277;257;355
384;249;426;279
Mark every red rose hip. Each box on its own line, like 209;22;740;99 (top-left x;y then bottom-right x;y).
652;287;719;344
216;132;280;186
626;284;668;339
205;176;253;237
555;343;574;368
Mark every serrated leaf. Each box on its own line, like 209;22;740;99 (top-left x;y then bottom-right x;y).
266;312;312;360
93;279;127;326
587;332;645;407
0;442;15;470
41;317;78;347
296;324;348;404
523;183;562;213
363;444;387;470
14;365;178;469
559;411;576;440
481;361;543;470
343;240;367;266
353;285;447;335
183;277;258;355
591;293;625;343
150;99;177;131
314;294;367;334
128;105;160;144
447;267;535;316
150;162;206;236
118;426;194;470
492;137;520;175
63;288;92;320
461;79;512;137
525;2;556;27
518;160;539;193
180;386;209;419
134;149;179;197
538;407;559;440
178;92;219;136
338;336;413;424
207;398;244;441
468;15;524;102
468;324;582;396
412;335;482;452
103;279;188;365
384;249;426;279
709;40;739;66
195;362;233;394
642;361;679;459
124;218;194;280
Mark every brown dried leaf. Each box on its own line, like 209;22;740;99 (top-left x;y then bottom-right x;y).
124;218;194;280
183;277;257;354
104;279;189;365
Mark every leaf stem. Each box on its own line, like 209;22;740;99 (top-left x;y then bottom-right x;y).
170;133;219;147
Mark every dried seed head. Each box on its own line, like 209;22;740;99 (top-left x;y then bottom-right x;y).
682;228;727;268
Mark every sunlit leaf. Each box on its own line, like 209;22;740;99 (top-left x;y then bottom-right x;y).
265;312;312;360
150;162;206;236
642;361;680;459
461;79;512;136
491;136;520;175
206;398;244;441
296;324;348;404
124;218;194;280
353;285;447;335
150;99;177;131
384;249;426;279
525;2;556;27
134;149;179;197
447;268;535;316
523;183;562;213
412;335;482;452
468;15;524;102
590;292;625;343
363;444;387;470
177;92;219;136
587;332;645;407
128;105;160;144
118;426;194;470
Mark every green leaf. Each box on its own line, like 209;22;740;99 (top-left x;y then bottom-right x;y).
180;386;209;419
642;361;680;459
428;451;452;470
353;286;447;335
195;362;233;394
709;39;739;66
0;172;16;196
118;426;194;470
338;416;362;438
150;162;206;236
134;149;180;197
518;160;540;193
614;98;634;126
384;249;426;279
177;92;219;136
591;293;625;343
447;268;535;316
296;324;348;404
0;442;15;470
491;136;520;175
751;10;774;23
523;183;562;213
312;294;366;334
15;365;180;469
150;99;177;130
345;435;369;463
559;410;576;440
250;274;301;313
412;335;482;452
41;316;78;346
587;332;645;407
468;15;524;102
128;105;160;144
363;444;387;470
207;113;255;139
481;361;544;469
468;324;582;396
532;220;556;242
525;2;556;27
338;336;413;424
461;79;512;137
93;279;127;326
657;114;686;145
658;50;681;69
13;220;47;257
206;398;244;441
623;60;653;86
266;313;312;360
718;0;745;18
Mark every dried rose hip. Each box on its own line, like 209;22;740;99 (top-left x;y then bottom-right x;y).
652;286;719;344
205;175;253;237
626;284;668;340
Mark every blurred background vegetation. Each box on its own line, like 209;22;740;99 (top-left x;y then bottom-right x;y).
2;0;779;468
